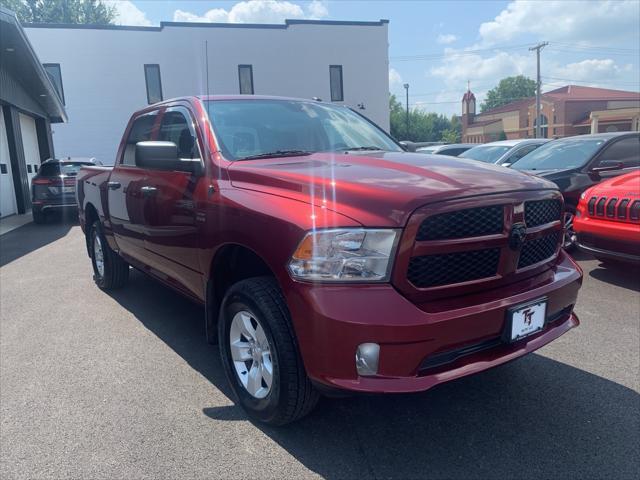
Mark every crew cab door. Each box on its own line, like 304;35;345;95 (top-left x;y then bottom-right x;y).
138;106;206;299
108;111;159;262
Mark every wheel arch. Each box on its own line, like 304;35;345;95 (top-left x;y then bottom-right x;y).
205;243;281;344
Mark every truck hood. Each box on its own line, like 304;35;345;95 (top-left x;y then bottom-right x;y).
228;151;557;226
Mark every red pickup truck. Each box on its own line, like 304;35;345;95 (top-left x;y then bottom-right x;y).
77;96;583;425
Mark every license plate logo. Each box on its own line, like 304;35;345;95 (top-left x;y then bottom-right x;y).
509;300;546;341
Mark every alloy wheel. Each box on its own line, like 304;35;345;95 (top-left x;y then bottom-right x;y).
93;234;105;277
229;311;273;399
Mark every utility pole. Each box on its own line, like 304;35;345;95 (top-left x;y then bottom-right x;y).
403;83;410;139
529;42;548;138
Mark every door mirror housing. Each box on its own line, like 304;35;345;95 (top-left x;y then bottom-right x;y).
135;141;203;175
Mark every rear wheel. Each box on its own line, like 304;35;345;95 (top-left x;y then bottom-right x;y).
89;220;129;290
218;277;319;425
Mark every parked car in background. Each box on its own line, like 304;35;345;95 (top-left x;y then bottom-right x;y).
416;143;475;156
512;132;640;249
574;170;640;265
31;157;100;224
77;95;582;425
460;139;550;166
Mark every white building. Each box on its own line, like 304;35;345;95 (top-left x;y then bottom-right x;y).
25;19;390;165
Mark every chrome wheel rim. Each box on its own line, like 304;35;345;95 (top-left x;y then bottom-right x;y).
229;310;273;399
93;234;105;277
563;211;576;249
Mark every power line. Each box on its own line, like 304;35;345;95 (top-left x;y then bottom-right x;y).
542;76;640;87
550;41;640;53
390;43;532;61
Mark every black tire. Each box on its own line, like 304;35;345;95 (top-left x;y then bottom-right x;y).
32;209;46;224
89;220;129;290
563;207;577;252
218;276;319;425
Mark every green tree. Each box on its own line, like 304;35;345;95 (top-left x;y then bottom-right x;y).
389;94;456;142
0;0;116;24
480;75;536;113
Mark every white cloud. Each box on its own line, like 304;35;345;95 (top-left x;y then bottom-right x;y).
436;33;457;45
389;68;403;89
430;49;533;84
479;0;639;46
307;1;329;19
105;0;152;26
173;0;329;24
552;58;633;83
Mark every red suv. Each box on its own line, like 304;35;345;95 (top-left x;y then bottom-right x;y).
574;170;640;264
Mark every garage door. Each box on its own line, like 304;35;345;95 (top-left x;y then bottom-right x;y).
0;106;18;218
19;113;41;186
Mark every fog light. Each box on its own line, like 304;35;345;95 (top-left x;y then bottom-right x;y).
355;343;380;376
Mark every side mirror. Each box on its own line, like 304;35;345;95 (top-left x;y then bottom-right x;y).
590;161;623;174
399;141;417;152
135;141;203;175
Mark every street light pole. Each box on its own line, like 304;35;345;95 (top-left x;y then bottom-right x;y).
529;42;548;138
403;83;410;139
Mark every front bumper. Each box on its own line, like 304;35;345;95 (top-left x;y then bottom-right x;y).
285;250;582;393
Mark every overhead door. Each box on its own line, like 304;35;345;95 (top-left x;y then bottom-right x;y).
19;113;41;186
0;107;18;217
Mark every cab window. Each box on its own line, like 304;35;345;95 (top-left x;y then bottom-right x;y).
121;112;158;166
158;108;200;159
595;137;640;168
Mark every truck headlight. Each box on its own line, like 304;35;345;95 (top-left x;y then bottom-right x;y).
288;229;400;282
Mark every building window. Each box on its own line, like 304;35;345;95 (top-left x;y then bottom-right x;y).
553;114;557;124
329;65;344;101
238;65;254;94
144;64;163;104
43;63;65;105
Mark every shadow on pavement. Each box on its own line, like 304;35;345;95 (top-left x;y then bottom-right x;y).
0;216;76;268
108;270;640;480
588;263;640;292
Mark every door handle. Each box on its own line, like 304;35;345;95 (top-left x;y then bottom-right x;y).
107;181;121;190
140;186;158;197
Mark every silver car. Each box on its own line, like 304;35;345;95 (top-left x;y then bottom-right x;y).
459;139;550;167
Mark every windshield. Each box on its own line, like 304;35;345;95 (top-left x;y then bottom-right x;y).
205;99;402;160
39;162;91;176
512;138;606;170
459;145;511;163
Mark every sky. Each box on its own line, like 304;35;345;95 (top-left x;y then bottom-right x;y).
107;0;640;116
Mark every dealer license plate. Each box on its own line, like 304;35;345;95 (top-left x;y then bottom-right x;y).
508;299;547;342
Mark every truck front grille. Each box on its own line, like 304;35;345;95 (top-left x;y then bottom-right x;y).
524;199;562;227
517;232;560;269
416;205;503;241
399;192;563;295
407;248;500;288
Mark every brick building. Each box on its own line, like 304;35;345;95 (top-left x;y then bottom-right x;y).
461;85;640;143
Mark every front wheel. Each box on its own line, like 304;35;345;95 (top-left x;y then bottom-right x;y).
563;209;577;252
218;277;319;425
89;220;129;290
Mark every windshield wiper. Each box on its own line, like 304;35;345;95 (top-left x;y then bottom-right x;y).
239;150;313;160
337;146;385;152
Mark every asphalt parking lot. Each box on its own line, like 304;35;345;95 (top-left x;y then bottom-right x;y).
1;220;638;479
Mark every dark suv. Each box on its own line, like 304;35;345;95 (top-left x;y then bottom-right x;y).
512;133;640;249
31;158;98;223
